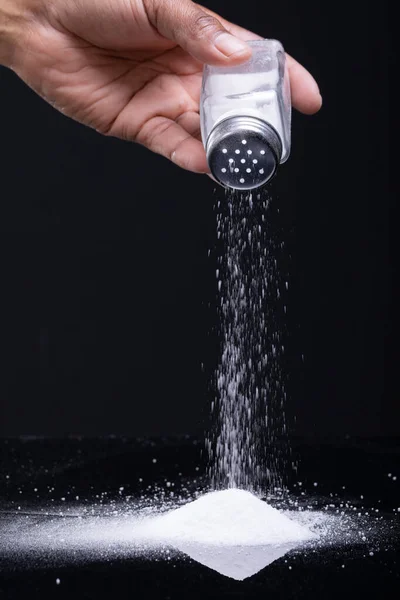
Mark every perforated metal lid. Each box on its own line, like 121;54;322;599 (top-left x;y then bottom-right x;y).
206;116;282;191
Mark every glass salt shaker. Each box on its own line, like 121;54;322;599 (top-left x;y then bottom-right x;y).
200;39;291;191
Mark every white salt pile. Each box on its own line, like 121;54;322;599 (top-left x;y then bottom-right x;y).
143;489;316;580
144;489;315;546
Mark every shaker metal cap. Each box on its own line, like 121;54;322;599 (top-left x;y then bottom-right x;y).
206;116;282;191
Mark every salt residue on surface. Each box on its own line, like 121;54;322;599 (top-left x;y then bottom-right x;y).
142;489;316;546
1;486;396;580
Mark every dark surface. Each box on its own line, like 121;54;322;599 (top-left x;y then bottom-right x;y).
0;0;398;439
0;437;399;599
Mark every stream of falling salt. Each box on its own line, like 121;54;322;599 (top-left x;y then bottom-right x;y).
207;190;289;494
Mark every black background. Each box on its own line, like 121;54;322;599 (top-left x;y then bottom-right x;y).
0;0;397;438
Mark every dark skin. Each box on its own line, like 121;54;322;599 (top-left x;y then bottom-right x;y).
0;0;322;173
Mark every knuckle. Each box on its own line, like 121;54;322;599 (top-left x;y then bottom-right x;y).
136;118;172;149
143;0;168;29
191;14;222;39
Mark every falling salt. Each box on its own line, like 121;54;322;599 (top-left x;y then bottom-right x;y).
207;191;289;492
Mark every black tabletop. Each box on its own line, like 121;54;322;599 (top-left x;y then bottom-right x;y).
0;436;399;599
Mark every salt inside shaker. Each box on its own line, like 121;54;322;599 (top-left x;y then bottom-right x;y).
200;39;291;191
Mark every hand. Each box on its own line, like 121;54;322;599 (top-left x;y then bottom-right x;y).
0;0;322;173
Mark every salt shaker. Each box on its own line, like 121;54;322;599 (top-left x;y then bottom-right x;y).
200;39;291;191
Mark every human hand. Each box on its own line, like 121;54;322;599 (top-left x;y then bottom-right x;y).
0;0;322;173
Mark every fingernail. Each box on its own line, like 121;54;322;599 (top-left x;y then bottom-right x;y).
214;33;250;58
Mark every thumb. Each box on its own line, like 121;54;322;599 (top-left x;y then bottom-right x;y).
144;0;252;64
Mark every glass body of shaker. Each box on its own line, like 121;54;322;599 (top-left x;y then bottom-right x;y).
200;39;291;190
